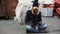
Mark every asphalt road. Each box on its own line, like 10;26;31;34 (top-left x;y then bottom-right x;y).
0;17;60;34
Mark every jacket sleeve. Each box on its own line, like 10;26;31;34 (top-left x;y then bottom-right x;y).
39;12;42;21
25;11;31;25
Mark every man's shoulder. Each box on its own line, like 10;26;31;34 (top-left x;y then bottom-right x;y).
39;12;41;14
26;10;32;14
27;10;31;13
38;12;41;16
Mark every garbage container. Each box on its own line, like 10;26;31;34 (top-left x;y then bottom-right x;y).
41;7;54;16
40;0;54;16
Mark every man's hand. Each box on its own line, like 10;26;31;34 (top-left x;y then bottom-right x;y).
35;26;39;30
35;25;39;30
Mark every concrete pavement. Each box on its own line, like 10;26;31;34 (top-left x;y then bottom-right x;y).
0;17;60;34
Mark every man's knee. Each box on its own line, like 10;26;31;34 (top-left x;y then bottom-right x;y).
26;25;31;30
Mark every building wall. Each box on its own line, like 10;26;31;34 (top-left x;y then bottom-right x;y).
0;0;18;17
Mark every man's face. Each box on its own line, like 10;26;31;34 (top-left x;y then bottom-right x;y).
32;7;38;15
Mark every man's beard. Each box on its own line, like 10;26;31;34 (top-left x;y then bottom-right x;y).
34;11;38;14
32;11;39;15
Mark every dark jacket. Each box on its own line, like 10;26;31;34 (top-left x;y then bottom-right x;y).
25;10;42;25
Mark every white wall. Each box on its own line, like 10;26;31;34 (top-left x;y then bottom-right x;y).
14;0;34;21
18;0;34;4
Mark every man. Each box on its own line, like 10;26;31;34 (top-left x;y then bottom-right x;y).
25;0;47;32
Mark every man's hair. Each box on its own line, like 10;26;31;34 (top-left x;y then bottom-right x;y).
32;6;38;9
32;6;39;15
